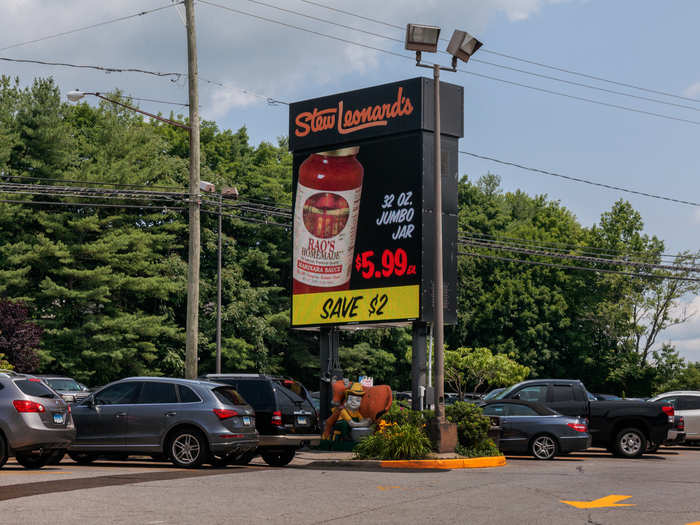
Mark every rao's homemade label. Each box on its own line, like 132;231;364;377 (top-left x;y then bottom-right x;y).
293;184;361;289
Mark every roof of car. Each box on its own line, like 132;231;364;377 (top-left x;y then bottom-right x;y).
115;376;221;387
481;399;559;416
651;391;700;399
34;375;75;380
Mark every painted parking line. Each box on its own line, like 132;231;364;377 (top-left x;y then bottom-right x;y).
1;470;72;475
561;494;634;509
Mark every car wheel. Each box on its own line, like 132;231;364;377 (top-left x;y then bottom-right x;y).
260;448;296;467
530;435;558;460
0;434;7;469
614;427;646;458
15;451;52;469
68;452;97;464
47;449;66;465
169;429;208;468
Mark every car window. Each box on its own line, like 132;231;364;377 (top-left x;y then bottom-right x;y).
274;380;314;411
46;378;81;391
482;404;507;416
230;380;275;409
137;382;178;404
680;396;700;410
212;386;247;406
178;385;201;403
94;382;141;405
14;379;57;399
552;385;574;403
506;404;538;416
659;397;678;408
516;386;547;403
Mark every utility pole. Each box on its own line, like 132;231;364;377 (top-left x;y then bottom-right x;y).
216;191;222;374
184;0;201;379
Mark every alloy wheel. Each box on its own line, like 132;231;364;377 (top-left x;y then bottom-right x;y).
532;435;557;460
620;432;642;455
172;433;201;465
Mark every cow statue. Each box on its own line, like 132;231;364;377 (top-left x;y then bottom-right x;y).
320;380;392;450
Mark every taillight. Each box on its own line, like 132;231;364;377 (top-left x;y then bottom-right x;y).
567;422;587;432
213;408;238;420
662;405;674;423
677;416;685;431
271;410;283;426
13;400;46;413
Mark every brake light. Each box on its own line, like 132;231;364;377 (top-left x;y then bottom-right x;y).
567;422;587;432
213;408;238;420
271;410;283;426
283;380;293;386
662;405;674;423
28;378;41;382
677;416;685;431
219;433;244;439
13;400;46;413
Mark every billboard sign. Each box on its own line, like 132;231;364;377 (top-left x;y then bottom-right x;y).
289;78;462;328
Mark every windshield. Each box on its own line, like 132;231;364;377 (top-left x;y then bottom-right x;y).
493;384;520;400
483;388;504;400
46;378;82;391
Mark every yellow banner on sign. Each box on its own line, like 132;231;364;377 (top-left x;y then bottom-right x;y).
292;285;420;326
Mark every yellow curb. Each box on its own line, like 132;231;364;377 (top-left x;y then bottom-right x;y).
380;456;506;469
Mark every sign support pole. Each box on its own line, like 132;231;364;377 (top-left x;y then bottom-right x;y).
433;64;445;423
319;326;340;423
411;321;427;410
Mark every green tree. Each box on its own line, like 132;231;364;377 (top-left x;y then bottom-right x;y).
445;347;530;399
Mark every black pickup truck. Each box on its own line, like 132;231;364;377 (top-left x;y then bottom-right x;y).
495;379;673;458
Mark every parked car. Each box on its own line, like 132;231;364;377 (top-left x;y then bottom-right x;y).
648;391;700;445
36;375;91;404
0;370;75;469
481;400;591;459
648;415;686;452
202;374;320;467
69;377;258;468
495;379;673;458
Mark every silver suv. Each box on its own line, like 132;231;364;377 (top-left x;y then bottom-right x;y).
69;377;259;468
649;391;700;445
0;370;76;469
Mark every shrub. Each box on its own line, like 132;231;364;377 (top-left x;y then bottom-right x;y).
456;439;501;458
354;422;432;460
445;402;491;449
383;404;431;427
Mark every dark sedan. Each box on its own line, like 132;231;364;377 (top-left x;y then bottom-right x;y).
481;400;591;460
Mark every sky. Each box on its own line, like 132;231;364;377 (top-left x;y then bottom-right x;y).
1;0;699;361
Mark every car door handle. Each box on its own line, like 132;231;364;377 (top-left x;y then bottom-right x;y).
115;412;127;418
164;412;176;417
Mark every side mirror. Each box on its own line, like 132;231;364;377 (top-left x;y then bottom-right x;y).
84;396;95;408
513;393;520;400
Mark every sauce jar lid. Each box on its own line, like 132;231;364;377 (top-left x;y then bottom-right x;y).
317;146;359;157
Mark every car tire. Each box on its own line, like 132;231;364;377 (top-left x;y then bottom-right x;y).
15;451;52;469
0;434;7;469
68;451;97;464
260;448;296;467
168;428;208;468
47;449;66;465
614;427;646;458
529;434;558;460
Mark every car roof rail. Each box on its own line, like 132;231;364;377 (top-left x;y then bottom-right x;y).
0;369;21;377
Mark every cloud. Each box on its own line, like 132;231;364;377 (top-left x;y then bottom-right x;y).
0;0;575;123
660;296;700;361
684;82;700;99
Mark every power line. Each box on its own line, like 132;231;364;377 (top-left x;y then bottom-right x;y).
459;150;700;207
459;231;688;262
459;250;700;283
296;0;700;105
458;238;700;273
198;76;289;106
201;1;700;126
0;57;182;80
239;0;700;114
0;175;184;191
0;3;184;52
0;198;186;212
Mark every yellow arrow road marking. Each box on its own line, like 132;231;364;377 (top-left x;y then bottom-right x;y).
560;495;634;509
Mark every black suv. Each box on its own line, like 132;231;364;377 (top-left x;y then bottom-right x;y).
202;374;319;466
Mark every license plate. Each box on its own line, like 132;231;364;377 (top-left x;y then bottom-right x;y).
53;413;64;424
242;416;251;425
296;416;308;426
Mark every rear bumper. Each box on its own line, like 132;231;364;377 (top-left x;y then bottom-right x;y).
558;434;591;453
9;427;76;452
664;431;686;445
259;434;321;447
209;437;259;455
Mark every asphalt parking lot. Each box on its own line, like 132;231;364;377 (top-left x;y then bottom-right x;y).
2;447;700;524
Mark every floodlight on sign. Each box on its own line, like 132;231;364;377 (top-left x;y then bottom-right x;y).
405;23;441;53
446;30;483;63
66;90;86;102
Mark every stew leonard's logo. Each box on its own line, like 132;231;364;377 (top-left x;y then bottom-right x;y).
294;87;414;137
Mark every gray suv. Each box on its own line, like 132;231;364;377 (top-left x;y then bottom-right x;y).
0;370;76;469
69;377;259;468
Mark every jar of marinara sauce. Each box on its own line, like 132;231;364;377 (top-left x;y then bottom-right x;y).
293;147;364;295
